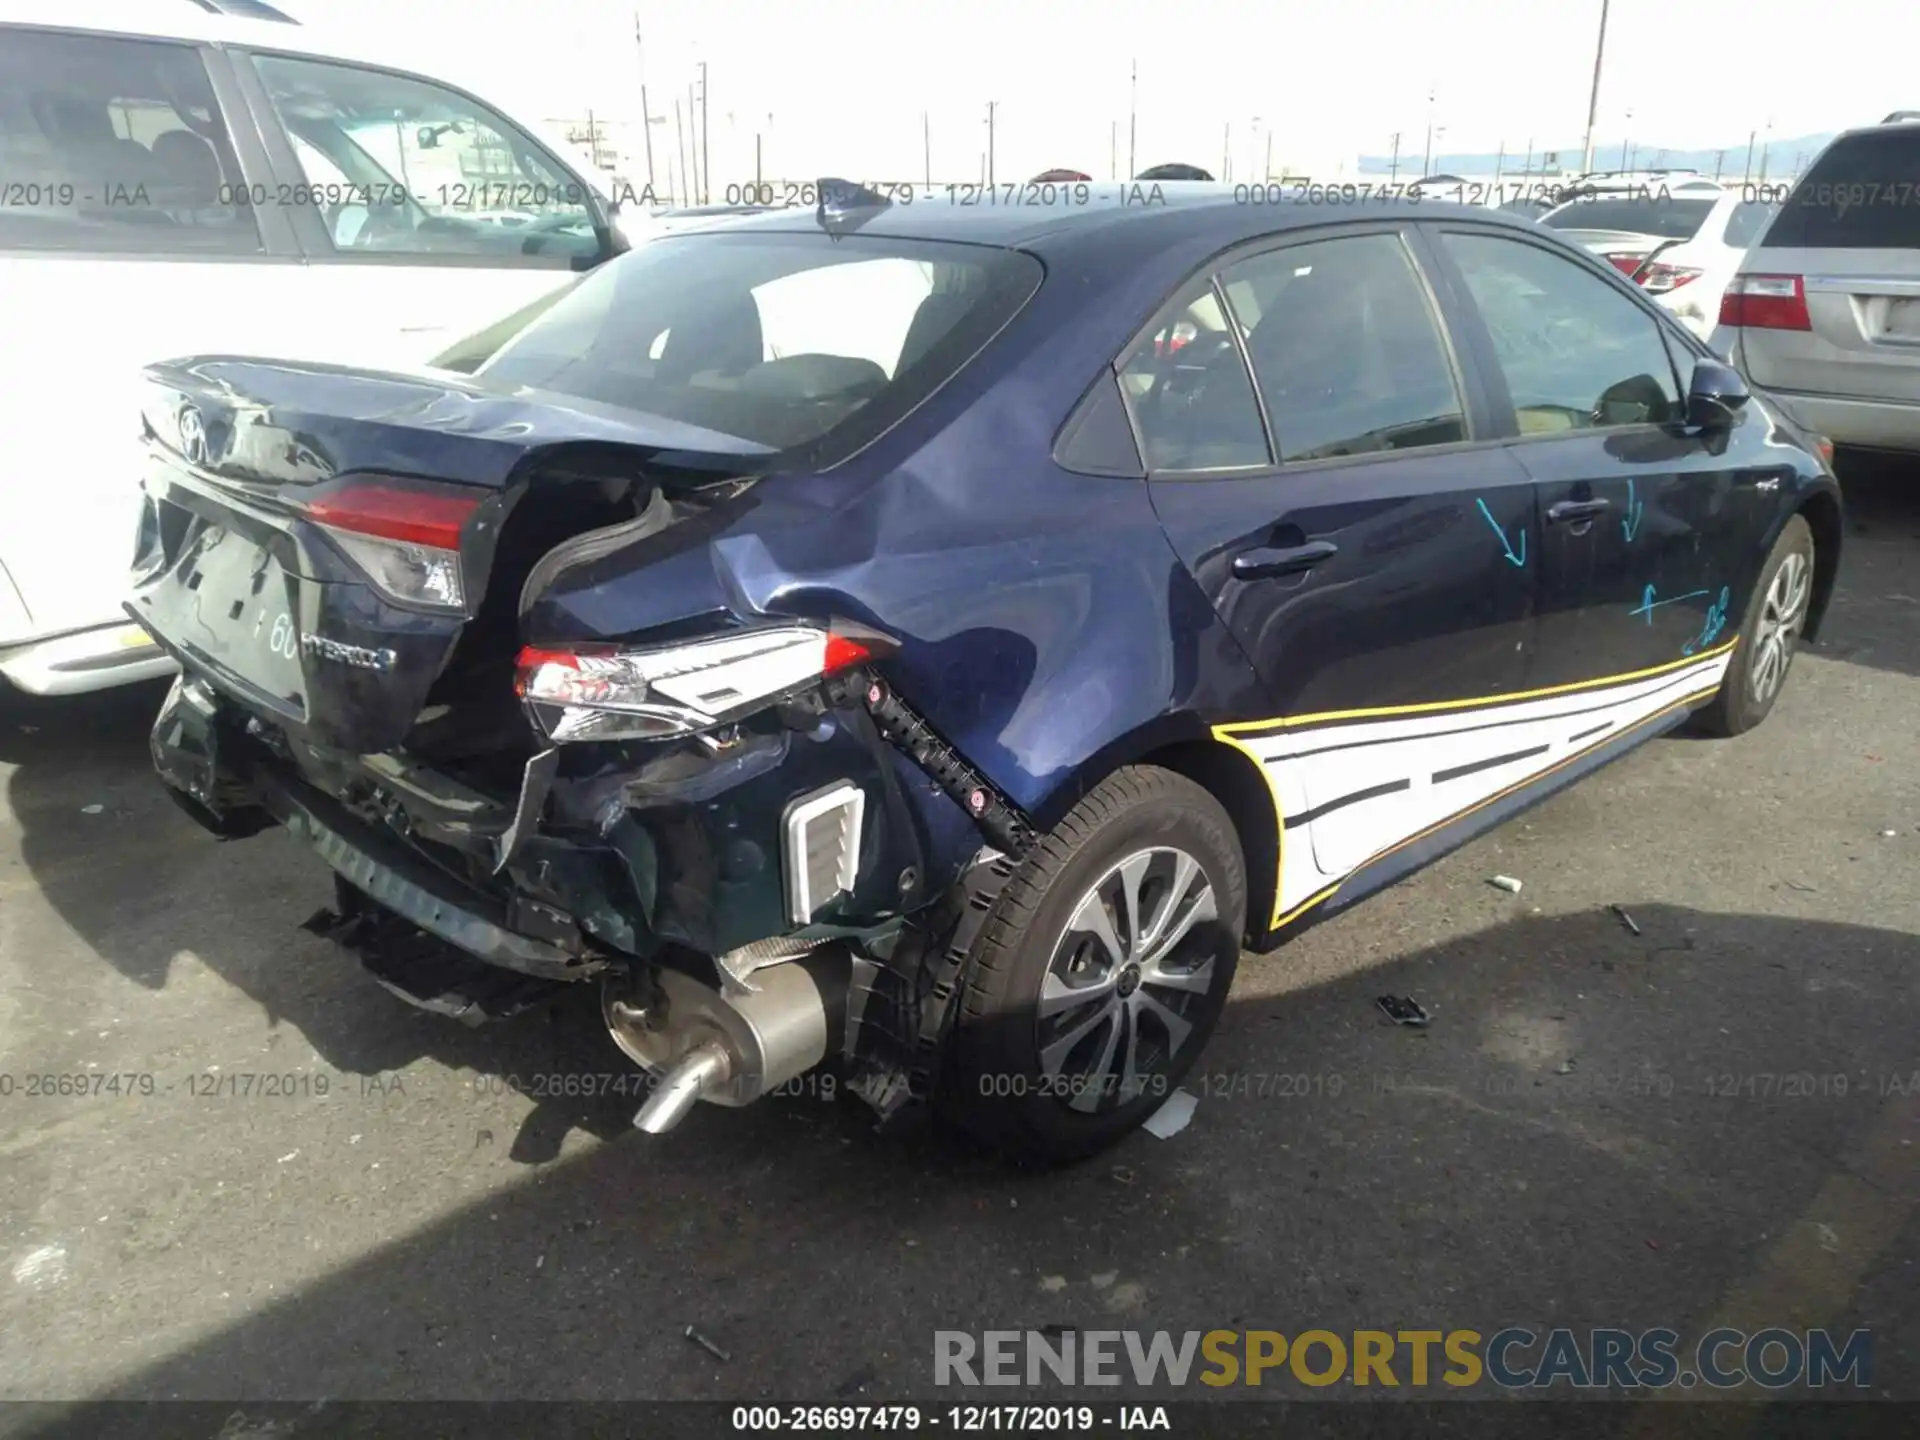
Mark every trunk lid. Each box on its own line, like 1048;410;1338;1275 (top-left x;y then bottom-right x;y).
130;357;773;756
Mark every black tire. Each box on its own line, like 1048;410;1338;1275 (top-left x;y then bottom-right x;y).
937;766;1245;1162
1692;514;1815;737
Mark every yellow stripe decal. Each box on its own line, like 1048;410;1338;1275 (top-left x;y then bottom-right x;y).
1215;637;1739;738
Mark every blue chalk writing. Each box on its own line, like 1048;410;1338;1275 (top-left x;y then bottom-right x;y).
1683;586;1732;656
1628;585;1711;625
1622;478;1644;543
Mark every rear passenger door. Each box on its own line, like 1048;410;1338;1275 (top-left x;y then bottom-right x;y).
1135;225;1540;922
1429;225;1781;694
0;25;294;639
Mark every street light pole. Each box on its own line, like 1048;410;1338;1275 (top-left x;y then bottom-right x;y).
986;101;996;187
1389;131;1401;181
698;62;709;205
924;112;931;189
633;16;655;193
1580;0;1612;174
1422;90;1435;176
1127;60;1137;177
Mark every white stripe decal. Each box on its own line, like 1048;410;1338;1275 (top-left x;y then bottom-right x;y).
1219;648;1734;927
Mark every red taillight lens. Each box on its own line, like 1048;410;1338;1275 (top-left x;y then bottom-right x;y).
302;478;483;612
1719;273;1812;331
1605;254;1644;276
513;624;890;743
305;483;481;549
1639;263;1704;293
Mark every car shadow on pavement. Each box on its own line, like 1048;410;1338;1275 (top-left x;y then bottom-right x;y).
1818;455;1920;683
0;678;640;1162
9;901;1914;1414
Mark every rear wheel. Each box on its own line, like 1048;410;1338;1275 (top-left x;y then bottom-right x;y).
1694;514;1815;737
938;767;1244;1162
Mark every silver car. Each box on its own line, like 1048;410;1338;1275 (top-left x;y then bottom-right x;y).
1712;114;1920;454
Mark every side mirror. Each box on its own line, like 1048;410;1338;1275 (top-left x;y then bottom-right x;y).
1686;357;1749;430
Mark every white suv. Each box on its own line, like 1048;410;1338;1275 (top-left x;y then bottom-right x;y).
1541;178;1782;340
0;0;628;695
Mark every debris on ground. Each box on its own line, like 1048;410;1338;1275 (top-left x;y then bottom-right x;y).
1090;1271;1118;1290
1376;995;1430;1028
684;1324;731;1362
1556;1059;1578;1075
1610;904;1641;936
1111;1165;1137;1185
1489;875;1523;894
1039;1275;1068;1293
1142;1088;1198;1139
1882;829;1900;838
79;804;103;815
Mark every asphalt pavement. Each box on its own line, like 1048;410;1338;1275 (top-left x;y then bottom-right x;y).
1;458;1916;1422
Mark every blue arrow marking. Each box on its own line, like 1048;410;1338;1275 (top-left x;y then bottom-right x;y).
1475;497;1527;568
1622;478;1644;543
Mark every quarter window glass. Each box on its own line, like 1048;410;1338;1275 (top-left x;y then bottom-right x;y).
1442;232;1683;433
1119;279;1270;471
1722;200;1779;249
0;29;260;254
1221;233;1466;462
251;54;599;265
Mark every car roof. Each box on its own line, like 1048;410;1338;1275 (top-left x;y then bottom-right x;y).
684;182;1538;257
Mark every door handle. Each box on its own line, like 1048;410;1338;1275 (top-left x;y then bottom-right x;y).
1231;539;1338;580
1547;498;1611;524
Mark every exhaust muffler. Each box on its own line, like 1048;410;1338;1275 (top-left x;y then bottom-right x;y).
604;946;848;1134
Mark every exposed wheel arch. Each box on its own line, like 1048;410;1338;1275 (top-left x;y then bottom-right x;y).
1796;489;1843;644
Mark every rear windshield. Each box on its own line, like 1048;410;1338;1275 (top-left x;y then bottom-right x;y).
476;231;1043;465
1758;130;1920;249
1543;195;1716;239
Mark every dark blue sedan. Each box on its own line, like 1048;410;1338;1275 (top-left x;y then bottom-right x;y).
132;181;1841;1159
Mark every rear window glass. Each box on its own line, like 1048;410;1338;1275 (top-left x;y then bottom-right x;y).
1722;200;1780;248
476;231;1042;465
1758;130;1920;249
1543;195;1716;239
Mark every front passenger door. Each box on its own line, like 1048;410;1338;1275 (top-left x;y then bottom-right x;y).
1431;228;1780;693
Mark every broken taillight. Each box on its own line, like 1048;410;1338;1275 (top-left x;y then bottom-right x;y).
515;623;891;743
303;479;483;612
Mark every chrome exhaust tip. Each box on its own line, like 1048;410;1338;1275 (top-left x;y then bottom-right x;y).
604;947;848;1135
632;1039;732;1134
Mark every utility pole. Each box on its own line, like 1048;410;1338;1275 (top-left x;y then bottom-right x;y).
754;133;761;189
986;101;996;187
1494;139;1505;188
673;96;688;207
1110;120;1116;180
698;62;709;205
1580;0;1612;174
924;112;931;189
1422;90;1435;176
1713;148;1725;180
1522;137;1534;180
1264;130;1273;183
1222;121;1230;182
1743;129;1757;183
1620;110;1631;171
634;16;655;193
1127;60;1137;177
1389;131;1401;181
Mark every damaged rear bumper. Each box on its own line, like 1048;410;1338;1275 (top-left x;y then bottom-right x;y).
149;668;986;984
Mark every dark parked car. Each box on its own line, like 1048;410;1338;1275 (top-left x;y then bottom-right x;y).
132;184;1841;1160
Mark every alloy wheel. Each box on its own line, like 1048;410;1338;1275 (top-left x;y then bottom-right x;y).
1034;846;1220;1114
1748;550;1811;706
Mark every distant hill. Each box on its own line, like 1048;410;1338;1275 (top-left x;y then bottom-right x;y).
1358;134;1839;179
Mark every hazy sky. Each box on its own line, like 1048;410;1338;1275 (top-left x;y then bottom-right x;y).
296;0;1914;182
